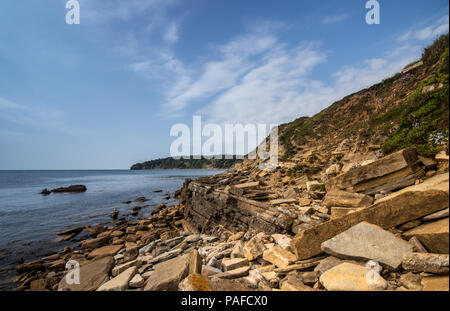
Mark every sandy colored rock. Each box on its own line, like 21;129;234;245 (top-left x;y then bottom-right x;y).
330;207;359;219
58;256;114;291
81;236;110;250
402;253;449;274
189;250;203;274
243;237;265;261
321;221;413;270
421;275;449;291
178;273;255;291
87;244;123;259
262;246;297;268
97;266;137;291
319;262;388;291
291;175;449;260
221;258;249;272
280;274;315;291
328;147;423;195
129;274;145;288
323;190;373;208
403;218;449;254
144;253;190;291
213;266;250;279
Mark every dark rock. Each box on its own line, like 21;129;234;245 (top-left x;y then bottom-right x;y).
41;188;51;195
51;185;87;193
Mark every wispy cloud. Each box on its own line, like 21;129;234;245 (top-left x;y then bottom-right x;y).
322;14;348;24
398;14;449;41
0;97;79;136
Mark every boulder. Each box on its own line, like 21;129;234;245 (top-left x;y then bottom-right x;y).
231;241;245;258
330;207;359;219
319;262;388;291
51;185;87;193
291;174;449;260
87;245;123;259
321;221;413;270
58;256;114;291
97;266;137;291
112;258;142;277
221;258;249;272
322;190;373;208
129;274;145;288
144;254;190;291
262;246;297;268
178;274;255;291
403;218;449;254
271;234;292;251
402;253;449;274
189;250;203;275
81;236;109;250
280;274;315;291
213;266;250;279
243;237;265;261
328;148;423;195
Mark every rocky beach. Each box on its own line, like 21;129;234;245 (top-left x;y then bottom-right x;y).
12;145;449;291
7;33;450;293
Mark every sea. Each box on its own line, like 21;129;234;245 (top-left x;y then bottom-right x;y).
0;169;223;290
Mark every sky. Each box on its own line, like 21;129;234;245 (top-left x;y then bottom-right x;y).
0;0;448;169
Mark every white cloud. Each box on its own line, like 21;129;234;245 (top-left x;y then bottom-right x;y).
164;23;179;43
398;14;449;41
322;14;348;24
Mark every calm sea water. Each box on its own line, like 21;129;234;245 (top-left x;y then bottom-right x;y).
0;169;222;289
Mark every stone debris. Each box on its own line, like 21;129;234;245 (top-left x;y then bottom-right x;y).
321;221;413;270
14;147;450;292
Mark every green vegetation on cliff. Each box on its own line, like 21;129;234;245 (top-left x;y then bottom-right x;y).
130;156;241;170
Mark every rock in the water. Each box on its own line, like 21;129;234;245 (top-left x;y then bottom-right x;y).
402;252;449;274
403;217;449;254
41;188;51;195
319;262;388;291
291;174;449;260
97;266;137;291
323;190;373;208
321;221;413;270
58;256;114;291
51;185;87;193
144;254;190;291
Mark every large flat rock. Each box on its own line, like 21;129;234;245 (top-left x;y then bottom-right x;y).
321;221;413;270
323;190;373;208
87;244;123;259
58;256;114;291
291;174;449;260
403;218;449;254
97;266;137;291
328;148;423;195
143;254;190;291
319;262;388;291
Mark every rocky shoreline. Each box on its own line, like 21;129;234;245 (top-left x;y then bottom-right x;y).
12;147;449;291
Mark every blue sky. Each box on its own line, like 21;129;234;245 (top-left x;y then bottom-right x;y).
0;0;448;169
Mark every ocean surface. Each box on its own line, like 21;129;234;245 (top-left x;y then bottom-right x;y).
0;169;223;289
